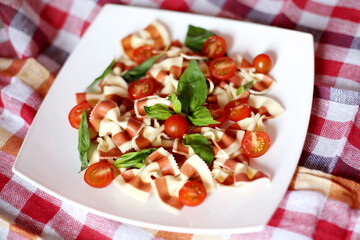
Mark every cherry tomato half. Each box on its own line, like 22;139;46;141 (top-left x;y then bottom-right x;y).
201;36;227;59
241;131;271;158
133;45;154;64
164;114;188;138
209;57;236;80
224;99;251;122
253;54;273;74
68;102;93;129
179;181;207;206
128;78;155;100
84;162;114;188
206;104;227;128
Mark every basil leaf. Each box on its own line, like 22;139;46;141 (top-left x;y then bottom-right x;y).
182;134;214;166
87;58;115;90
144;104;174;120
187;106;219;126
177;60;207;113
114;148;156;169
78;109;91;172
185;25;215;53
169;93;182;114
122;47;168;82
236;80;255;96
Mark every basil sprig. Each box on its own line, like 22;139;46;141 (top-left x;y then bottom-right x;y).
182;134;214;166
122;47;168;82
168;93;182;114
78;109;91;172
177;60;208;113
144;60;219;126
185;25;215;53
236;80;255;96
187;106;219;126
114;148;156;169
87;58;115;90
144;104;173;120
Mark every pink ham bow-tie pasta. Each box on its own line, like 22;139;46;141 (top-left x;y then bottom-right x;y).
68;20;285;212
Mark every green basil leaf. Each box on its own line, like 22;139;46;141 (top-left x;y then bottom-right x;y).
185;25;215;53
168;93;182;114
114;148;156;168
177;60;207;113
78;109;91;172
122;47;168;82
133;163;144;169
236;80;255;96
187;106;219;126
182;134;214;166
87;58;115;90
144;104;174;120
115;159;144;169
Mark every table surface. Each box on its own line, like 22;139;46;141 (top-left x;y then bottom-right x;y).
0;1;359;240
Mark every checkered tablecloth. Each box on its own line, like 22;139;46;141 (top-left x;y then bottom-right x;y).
0;0;359;239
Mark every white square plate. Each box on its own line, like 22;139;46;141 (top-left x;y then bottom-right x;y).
13;4;314;234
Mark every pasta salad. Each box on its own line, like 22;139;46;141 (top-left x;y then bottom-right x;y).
68;20;284;213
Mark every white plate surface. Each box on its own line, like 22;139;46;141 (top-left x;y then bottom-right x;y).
13;4;314;234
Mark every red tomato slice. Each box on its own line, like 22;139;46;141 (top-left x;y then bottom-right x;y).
164;114;189;138
253;54;273;74
133;45;154;64
224;99;251;121
179;181;207;206
206;104;227;128
241;131;271;158
209;57;236;80
128;78;155;100
84;162;114;188
201;36;227;59
68;102;92;129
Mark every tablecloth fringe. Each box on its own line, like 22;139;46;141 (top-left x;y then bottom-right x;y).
290;166;360;210
0;214;42;240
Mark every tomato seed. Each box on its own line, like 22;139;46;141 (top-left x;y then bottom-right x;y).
142;83;150;93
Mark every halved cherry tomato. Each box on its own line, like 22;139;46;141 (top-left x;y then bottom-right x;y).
201;36;227;59
128;78;155;100
241;131;271;158
206;104;227;128
84;162;114;188
224;99;251;121
68;102;92;129
164;114;188;138
253;54;272;74
179;181;207;206
209;57;236;80
133;45;154;64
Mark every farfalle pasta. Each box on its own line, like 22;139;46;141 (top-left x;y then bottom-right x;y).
68;20;285;213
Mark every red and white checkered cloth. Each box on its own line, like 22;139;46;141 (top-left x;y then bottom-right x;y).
0;0;360;239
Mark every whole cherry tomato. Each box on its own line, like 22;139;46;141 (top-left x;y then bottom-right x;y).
164;114;189;138
253;54;273;74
